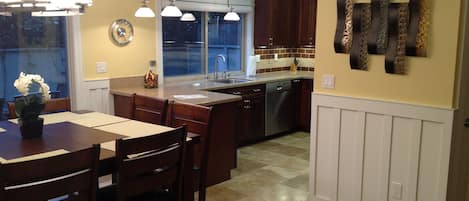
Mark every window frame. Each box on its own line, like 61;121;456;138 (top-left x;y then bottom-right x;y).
162;11;247;80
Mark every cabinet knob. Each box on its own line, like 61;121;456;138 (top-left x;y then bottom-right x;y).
292;79;301;83
244;99;251;103
244;105;251;109
269;37;274;46
233;92;242;95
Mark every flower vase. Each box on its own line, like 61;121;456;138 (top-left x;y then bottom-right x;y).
18;117;44;139
14;94;46;139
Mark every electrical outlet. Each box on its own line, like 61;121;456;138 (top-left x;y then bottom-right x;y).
96;62;107;73
321;74;335;89
255;55;261;62
391;182;403;200
274;53;279;60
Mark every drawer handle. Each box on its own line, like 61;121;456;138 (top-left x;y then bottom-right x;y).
232;92;242;95
244;99;251;103
276;86;283;91
244;105;251;109
252;89;262;92
292;79;301;83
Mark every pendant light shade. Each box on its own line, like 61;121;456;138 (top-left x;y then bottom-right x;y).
180;12;195;21
223;0;240;21
161;0;182;17
224;10;240;21
135;0;155;18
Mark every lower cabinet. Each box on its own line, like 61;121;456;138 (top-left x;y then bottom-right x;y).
238;94;265;145
299;79;313;131
213;84;266;146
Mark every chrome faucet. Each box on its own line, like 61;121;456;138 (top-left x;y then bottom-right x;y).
214;54;226;80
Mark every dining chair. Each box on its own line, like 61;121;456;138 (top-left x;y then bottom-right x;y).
166;101;213;201
133;94;169;125
0;145;100;201
7;97;71;119
98;126;188;201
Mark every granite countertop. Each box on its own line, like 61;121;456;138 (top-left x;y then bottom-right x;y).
110;71;314;106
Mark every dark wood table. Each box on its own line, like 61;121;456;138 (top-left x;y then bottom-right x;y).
0;120;199;201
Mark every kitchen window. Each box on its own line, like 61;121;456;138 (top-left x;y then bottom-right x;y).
0;14;70;119
162;11;243;77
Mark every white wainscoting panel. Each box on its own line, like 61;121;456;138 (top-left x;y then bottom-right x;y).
79;79;112;114
310;93;454;201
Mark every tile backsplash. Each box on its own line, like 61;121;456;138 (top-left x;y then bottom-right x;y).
254;47;315;74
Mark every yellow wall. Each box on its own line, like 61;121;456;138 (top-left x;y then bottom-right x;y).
80;0;156;79
314;0;463;108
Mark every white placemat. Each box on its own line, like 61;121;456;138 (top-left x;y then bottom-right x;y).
9;112;83;125
95;120;175;151
0;149;69;164
69;112;130;128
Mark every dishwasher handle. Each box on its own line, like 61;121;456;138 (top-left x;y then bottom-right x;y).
276;86;283;91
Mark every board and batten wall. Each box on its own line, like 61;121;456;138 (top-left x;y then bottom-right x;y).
309;94;454;201
311;0;467;200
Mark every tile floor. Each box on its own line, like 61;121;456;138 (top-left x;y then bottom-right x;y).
201;131;310;201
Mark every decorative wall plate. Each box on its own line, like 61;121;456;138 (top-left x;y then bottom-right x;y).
109;19;134;46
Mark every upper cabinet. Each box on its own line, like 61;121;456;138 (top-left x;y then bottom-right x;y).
254;0;317;48
296;0;317;47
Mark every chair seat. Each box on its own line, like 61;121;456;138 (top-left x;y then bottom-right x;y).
98;185;177;201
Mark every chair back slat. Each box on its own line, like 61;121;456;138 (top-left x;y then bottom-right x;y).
0;145;100;201
3;170;92;200
120;145;181;178
7;97;71;119
167;101;213;201
133;94;168;125
115;126;187;201
116;129;182;155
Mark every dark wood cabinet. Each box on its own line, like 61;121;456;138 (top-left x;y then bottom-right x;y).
254;0;317;48
213;84;266;145
291;79;302;129
299;79;313;131
254;0;297;48
297;0;317;47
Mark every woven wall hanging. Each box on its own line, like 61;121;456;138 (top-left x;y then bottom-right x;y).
334;0;430;74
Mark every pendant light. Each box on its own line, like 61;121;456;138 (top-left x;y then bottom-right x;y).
180;12;195;21
0;0;93;16
223;0;240;21
161;0;182;17
135;0;155;18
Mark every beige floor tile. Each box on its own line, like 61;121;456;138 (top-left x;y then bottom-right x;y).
205;132;311;201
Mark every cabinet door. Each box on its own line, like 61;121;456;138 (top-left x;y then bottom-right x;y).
254;0;298;48
299;79;313;131
291;79;302;129
297;0;317;47
254;0;274;48
272;0;298;47
237;95;265;145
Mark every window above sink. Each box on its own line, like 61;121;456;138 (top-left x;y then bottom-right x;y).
162;11;244;77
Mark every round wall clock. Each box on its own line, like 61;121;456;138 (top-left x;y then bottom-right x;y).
109;19;134;46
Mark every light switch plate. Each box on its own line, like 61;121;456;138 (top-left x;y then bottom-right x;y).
391;182;403;200
274;53;278;60
321;74;335;89
96;62;107;73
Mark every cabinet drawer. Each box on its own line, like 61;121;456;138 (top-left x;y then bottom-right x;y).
215;84;265;97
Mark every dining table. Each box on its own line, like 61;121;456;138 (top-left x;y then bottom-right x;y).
0;111;199;201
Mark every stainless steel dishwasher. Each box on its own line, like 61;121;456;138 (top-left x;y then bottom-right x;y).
265;81;294;136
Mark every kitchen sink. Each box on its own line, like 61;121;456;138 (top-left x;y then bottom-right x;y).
210;78;252;84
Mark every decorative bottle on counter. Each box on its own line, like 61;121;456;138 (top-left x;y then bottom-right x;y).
144;60;158;88
290;57;298;72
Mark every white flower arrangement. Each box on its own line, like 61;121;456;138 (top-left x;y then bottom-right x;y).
13;72;51;100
